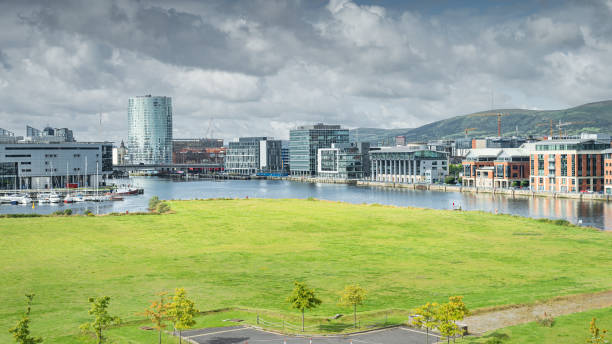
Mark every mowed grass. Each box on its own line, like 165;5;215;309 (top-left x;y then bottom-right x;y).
2;198;612;343
460;307;612;343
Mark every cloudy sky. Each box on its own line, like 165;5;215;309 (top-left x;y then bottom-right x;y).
0;0;611;142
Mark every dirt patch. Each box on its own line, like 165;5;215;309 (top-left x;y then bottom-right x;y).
463;290;612;334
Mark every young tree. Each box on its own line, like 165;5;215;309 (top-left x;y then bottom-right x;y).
339;285;367;328
168;288;199;344
411;302;439;344
448;296;469;337
287;281;322;332
9;294;43;344
143;292;171;344
435;303;458;344
588;317;609;344
80;296;121;344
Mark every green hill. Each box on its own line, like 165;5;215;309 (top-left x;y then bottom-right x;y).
352;100;612;143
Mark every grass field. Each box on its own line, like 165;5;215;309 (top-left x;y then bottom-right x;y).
460;307;612;343
2;198;612;343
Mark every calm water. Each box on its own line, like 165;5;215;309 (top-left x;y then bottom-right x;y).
2;177;612;230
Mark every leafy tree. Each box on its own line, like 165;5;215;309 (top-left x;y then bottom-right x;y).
339;285;367;328
168;288;199;344
449;164;463;177
521;180;529;187
412;302;439;344
435;303;459;343
511;181;520;188
148;196;160;210
287;281;322;332
444;176;456;185
80;296;120;344
8;294;43;344
143;292;171;344
588;317;609;344
64;209;72;216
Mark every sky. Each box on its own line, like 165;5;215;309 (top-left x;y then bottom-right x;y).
0;0;611;143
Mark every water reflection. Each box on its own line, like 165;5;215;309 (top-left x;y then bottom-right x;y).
1;177;610;230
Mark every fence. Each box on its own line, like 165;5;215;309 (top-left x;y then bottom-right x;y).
256;313;396;333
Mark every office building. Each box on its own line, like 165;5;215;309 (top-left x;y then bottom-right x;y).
530;139;608;193
317;143;363;180
172;138;224;164
0;128;18;144
25;125;75;143
289;123;349;176
462;148;530;188
225;137;282;175
0;142;113;190
127;95;173;164
395;136;406;146
281;140;290;172
370;147;449;183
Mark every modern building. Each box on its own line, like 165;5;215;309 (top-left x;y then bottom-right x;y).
0;142;113;190
112;141;127;166
462;148;530;188
281;140;290;173
317;143;363;180
395;136;406;146
370;147;449;183
604;149;612;194
530;139;608;193
172;138;224;164
289;123;349;176
225;137;282;175
127;95;173;164
0;128;18;144
25;125;75;143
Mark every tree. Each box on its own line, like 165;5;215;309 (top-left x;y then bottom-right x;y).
9;294;43;344
435;303;458;344
449;164;463;177
80;296;120;344
412;302;439;344
148;196;160;210
143;292;171;344
444;176;456;185
339;285;367;328
521;180;529;187
168;288;199;344
287;281;322;332
511;181;520;188
588;317;609;344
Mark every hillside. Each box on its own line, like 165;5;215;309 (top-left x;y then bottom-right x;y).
351;100;612;143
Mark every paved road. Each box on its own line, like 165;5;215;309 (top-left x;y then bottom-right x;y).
180;326;442;344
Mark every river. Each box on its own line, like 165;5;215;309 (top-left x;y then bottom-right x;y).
2;177;612;230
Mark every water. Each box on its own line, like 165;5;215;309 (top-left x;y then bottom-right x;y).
2;176;612;230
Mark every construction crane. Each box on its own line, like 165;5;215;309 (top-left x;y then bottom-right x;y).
464;128;477;138
469;112;507;137
535;119;554;138
557;121;593;137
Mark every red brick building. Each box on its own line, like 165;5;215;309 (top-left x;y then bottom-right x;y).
530;139;608;193
462;148;529;188
604;149;612;194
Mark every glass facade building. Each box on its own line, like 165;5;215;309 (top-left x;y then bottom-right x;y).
289;123;349;176
317;143;363;180
128;95;173;164
225;137;282;175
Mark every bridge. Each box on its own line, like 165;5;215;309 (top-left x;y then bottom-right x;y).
113;163;224;172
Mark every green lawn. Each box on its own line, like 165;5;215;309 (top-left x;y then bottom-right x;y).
460;307;612;343
2;198;612;343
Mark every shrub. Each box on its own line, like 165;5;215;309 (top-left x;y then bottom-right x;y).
148;196;161;211
511;181;520;188
84;209;92;216
64;209;72;216
444;176;456;184
306;197;317;201
53;210;64;216
536;312;555;327
521;180;529;187
156;202;170;214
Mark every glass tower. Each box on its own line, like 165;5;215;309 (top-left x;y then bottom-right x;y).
289;123;349;176
127;95;173;164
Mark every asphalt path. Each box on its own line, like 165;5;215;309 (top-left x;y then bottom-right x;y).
180;325;443;344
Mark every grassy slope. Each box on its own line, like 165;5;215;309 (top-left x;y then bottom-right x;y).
2;199;612;343
460;307;612;343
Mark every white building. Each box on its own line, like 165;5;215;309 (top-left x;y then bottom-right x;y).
370;147;449;183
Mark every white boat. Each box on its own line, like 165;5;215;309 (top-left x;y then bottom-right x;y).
73;194;85;202
64;195;75;203
37;193;52;203
49;193;61;203
14;194;32;204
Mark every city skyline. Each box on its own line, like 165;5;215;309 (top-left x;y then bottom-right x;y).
0;0;611;143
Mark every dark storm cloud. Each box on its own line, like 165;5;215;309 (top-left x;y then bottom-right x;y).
0;0;611;142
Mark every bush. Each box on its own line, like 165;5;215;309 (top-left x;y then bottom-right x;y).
53;210;64;216
521;180;529;187
511;181;520;188
64;209;72;216
536;312;555;327
148;196;160;211
84;209;92;216
444;176;456;184
156;202;170;214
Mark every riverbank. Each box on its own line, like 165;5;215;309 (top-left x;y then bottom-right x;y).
2;199;612;343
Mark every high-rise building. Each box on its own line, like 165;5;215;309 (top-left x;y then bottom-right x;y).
289;123;349;176
127;95;173;164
